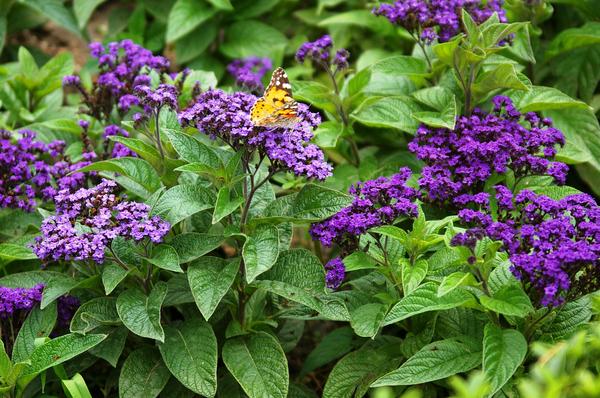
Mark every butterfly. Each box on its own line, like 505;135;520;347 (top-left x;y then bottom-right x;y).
250;67;300;128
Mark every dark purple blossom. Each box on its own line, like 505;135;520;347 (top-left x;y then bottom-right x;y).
227;56;272;92
0;285;43;318
373;0;507;43
178;89;332;180
451;187;600;307
33;179;170;264
134;83;178;112
325;257;346;289
102;125;137;158
409;96;567;207
310;168;419;252
296;35;350;73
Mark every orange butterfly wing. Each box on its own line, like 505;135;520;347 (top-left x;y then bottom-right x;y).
250;67;300;127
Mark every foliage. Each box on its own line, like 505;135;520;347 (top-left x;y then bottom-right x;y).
0;1;599;397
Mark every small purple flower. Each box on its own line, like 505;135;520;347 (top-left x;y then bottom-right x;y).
325;257;346;289
33;179;170;264
227;57;272;92
0;285;43;318
296;35;350;72
102;125;136;158
134;83;179;112
310;168;419;252
409;95;567;207
62;75;81;87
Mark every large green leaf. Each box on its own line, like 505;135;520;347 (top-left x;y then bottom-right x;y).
0;243;37;261
509;85;588;112
88;326;128;367
158;319;217;397
70;297;120;334
372;339;481;387
350;303;387;338
243;225;279;283
22;334;106;376
546;22;600;58
351;96;423;133
483;324;527;395
73;0;105;28
116;283;168;342
169;233;224;263
151;184;214;225
146;244;182;273
222;332;289;398
166;0;217;42
12;303;57;363
541;295;592;341
23;0;80;36
262;249;326;291
480;284;533;317
119;348;170;398
300;327;357;377
400;258;428;295
163;128;222;168
318;10;394;35
220;20;287;61
188;257;240;320
384;282;473;325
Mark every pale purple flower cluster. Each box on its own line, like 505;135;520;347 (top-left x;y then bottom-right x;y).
227;57;273;92
63;40;169;121
33;179;170;264
0;130;91;211
373;0;506;43
103;125;137;158
310;168;419;252
409;96;567;207
296;35;351;71
131;83;179;125
451;187;600;307
325;257;346;289
178;89;332;180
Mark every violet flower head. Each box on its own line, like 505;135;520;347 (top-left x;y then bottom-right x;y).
451;186;600;307
296;35;350;72
325;257;346;289
227;56;273;92
373;0;507;43
103;125;136;158
178;89;332;180
409;95;567;207
62;75;81;87
33;179;170;264
135;83;179;113
310;168;419;252
0;285;43;318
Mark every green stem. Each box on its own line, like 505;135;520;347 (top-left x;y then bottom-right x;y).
154;109;165;159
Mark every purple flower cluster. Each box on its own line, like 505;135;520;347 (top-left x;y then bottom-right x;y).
63;40;170;121
0;130;91;211
102;125;137;158
310;168;419;252
296;35;350;71
409;96;568;207
0;284;78;327
178;89;332;180
373;0;507;43
227;57;273;92
325;257;346;289
33;179;170;264
452;187;600;307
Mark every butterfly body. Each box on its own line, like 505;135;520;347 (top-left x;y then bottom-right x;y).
250;67;300;128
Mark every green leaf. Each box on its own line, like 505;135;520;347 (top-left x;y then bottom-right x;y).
12;303;57;363
343;252;378;272
0;243;37;261
322;340;401;398
151;184;214;225
546;22;600;58
163;128;222;169
116;283;168;342
262;249;325;291
166;0;217;42
159;319;217;397
372;339;481;387
88;326;128;367
77;157;161;198
483;324;527;395
472;63;530;99
101;263;130;295
206;0;232;9
119;348;170;398
411;87;458;129
351;96;422;133
222;332;289;398
61;373;93;398
170;233;224;263
188;257;240;320
70;297;120;334
22;0;80;36
41;275;89;309
220;20;287;60
213;186;244;224
175;20;218;64
292;81;337;114
438;272;478;297
510;85;589;112
401;258;428;295
0;340;10;381
313;120;344;149
318;10;395;36
73;0;105;28
480;284;533;317
542;295;592;341
243;225;279;283
108;136;161;166
232;0;279;19
147;244;182;273
384;282;473;325
350;303;387;338
300;327;356;377
22;334;106;376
